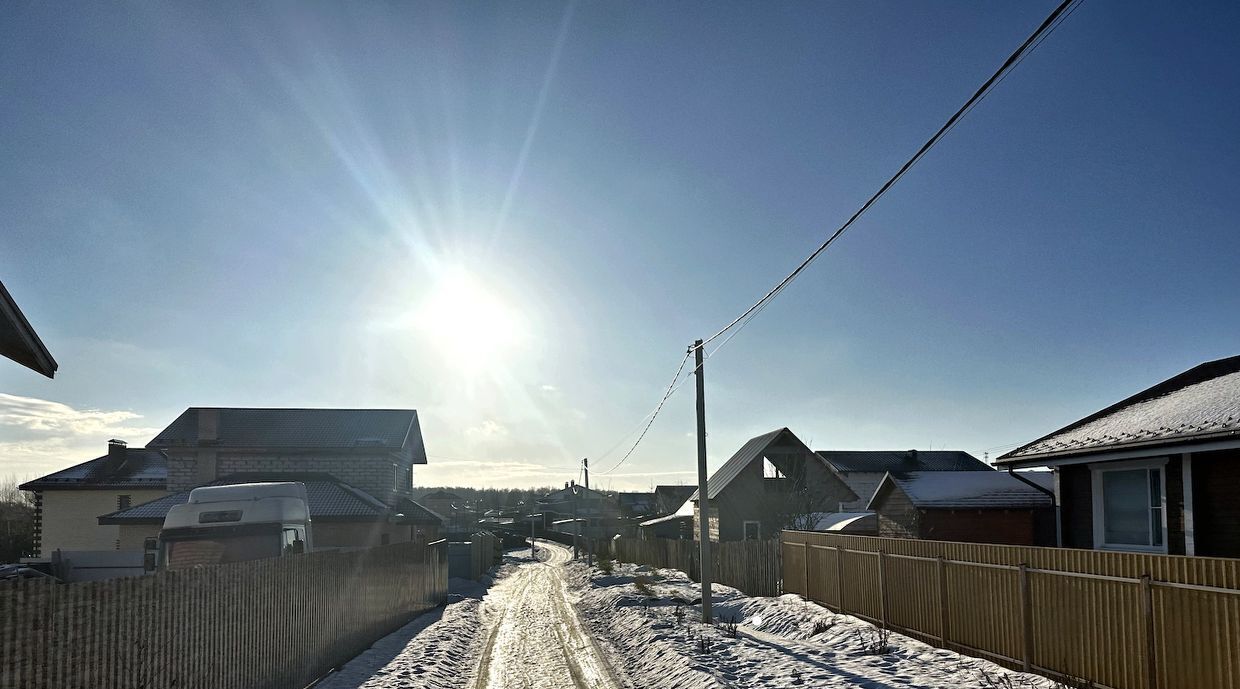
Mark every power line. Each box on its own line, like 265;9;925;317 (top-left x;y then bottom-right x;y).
598;350;692;474
696;0;1081;354
593;0;1081;473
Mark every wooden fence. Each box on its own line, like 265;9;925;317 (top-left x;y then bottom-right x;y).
782;531;1240;689
610;537;782;597
0;540;448;689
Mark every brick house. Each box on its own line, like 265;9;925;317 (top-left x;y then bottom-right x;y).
867;470;1056;546
997;355;1240;557
31;407;441;554
20;440;169;557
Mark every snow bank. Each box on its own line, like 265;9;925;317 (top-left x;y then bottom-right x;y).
569;561;1063;689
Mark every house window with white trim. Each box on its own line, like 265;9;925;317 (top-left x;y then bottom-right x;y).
1092;459;1167;552
743;520;760;540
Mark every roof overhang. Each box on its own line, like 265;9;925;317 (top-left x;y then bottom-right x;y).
997;434;1240;468
0;281;57;378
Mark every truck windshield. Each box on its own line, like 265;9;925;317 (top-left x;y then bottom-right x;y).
163;526;282;569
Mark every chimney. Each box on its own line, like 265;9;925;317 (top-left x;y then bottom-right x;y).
197;408;219;445
907;449;918;463
104;439;127;472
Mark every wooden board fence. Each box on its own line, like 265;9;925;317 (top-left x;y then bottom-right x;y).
782;531;1240;689
0;541;448;689
611;537;782;597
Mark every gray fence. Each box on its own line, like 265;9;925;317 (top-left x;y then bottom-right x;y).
0;541;448;689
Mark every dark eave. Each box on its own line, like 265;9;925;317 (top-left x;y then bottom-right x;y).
0;280;57;378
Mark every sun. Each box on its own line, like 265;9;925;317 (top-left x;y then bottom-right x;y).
418;268;526;369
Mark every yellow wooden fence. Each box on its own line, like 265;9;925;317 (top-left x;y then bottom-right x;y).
782;531;1240;689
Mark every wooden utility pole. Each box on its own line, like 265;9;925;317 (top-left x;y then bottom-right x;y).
583;458;592;567
572;481;579;559
694;339;713;623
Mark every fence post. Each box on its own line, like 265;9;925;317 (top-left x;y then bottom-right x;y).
937;556;949;645
878;550;889;629
1142;574;1158;689
836;545;846;611
802;542;810;599
1019;563;1032;672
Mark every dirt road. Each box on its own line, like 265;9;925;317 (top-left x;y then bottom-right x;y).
473;541;623;689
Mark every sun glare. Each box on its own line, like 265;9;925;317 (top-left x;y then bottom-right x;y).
418;269;526;369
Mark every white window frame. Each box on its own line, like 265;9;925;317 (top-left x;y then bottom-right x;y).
763;457;786;479
1090;457;1169;554
742;520;761;541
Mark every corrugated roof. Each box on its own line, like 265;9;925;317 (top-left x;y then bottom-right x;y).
817;450;988;473
148;408;426;462
690;428;817;502
21;448;167;490
869;471;1054;510
0;280;57;378
98;473;395;523
998;355;1240;464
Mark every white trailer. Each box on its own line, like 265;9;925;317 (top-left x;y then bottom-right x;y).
157;482;312;569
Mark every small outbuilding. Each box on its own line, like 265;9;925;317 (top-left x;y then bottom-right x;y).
867;471;1055;546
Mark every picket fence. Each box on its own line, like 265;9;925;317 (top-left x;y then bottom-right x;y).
782;531;1240;689
0;541;448;689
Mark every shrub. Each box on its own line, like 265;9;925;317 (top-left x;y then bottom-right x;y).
633;575;654;597
809;618;834;636
597;558;614;575
719;613;740;639
857;627;891;655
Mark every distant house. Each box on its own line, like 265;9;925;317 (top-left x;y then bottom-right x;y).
816;450;990;512
867;471;1055;546
997;355;1240;557
691;428;859;542
421;490;472;532
653;485;697;515
538;483;623;538
0;280;57;378
616;492;657;519
20;440;169;557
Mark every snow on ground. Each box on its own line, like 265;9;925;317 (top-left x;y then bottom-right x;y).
568;560;1065;689
317;550;538;689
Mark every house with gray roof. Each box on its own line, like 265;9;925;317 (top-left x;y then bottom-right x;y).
690;428;860;542
22;407;441;564
20;440;169;557
817;449;990;512
867;471;1055;546
997;355;1240;557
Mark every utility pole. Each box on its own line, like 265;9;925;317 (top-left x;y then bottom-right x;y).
694;339;713;623
572;480;579;559
530;514;536;559
583;457;593;567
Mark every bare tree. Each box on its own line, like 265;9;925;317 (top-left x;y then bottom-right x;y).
0;475;37;561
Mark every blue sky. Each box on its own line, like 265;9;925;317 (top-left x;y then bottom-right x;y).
3;1;1240;489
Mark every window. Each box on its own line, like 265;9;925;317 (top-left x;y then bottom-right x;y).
281;527;306;555
743;520;761;540
117;495;132;511
762;458;786;479
393;464;400;490
1092;459;1167;552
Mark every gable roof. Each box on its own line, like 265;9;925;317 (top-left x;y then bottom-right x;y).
98;472;440;524
653;485;697;514
997;355;1240;465
868;471;1054;510
20;448;167;491
0;280;57;378
690;428;836;502
817;450;988;473
148;408;426;462
538;485;612;504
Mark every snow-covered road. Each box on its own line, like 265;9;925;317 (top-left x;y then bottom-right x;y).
473;541;623;689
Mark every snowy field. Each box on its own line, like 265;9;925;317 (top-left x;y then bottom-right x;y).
569;560;1068;689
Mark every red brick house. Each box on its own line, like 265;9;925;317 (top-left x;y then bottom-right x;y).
997;355;1240;557
867;470;1056;546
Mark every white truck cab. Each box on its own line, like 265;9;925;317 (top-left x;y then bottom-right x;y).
157;482;312;569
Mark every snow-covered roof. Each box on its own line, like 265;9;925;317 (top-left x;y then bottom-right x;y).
808;512;876;531
638;513;692;528
999;355;1240;464
868;471;1053;510
817;450;987;473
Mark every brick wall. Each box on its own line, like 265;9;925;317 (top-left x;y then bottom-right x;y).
39;489;170;556
168;449;416;503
